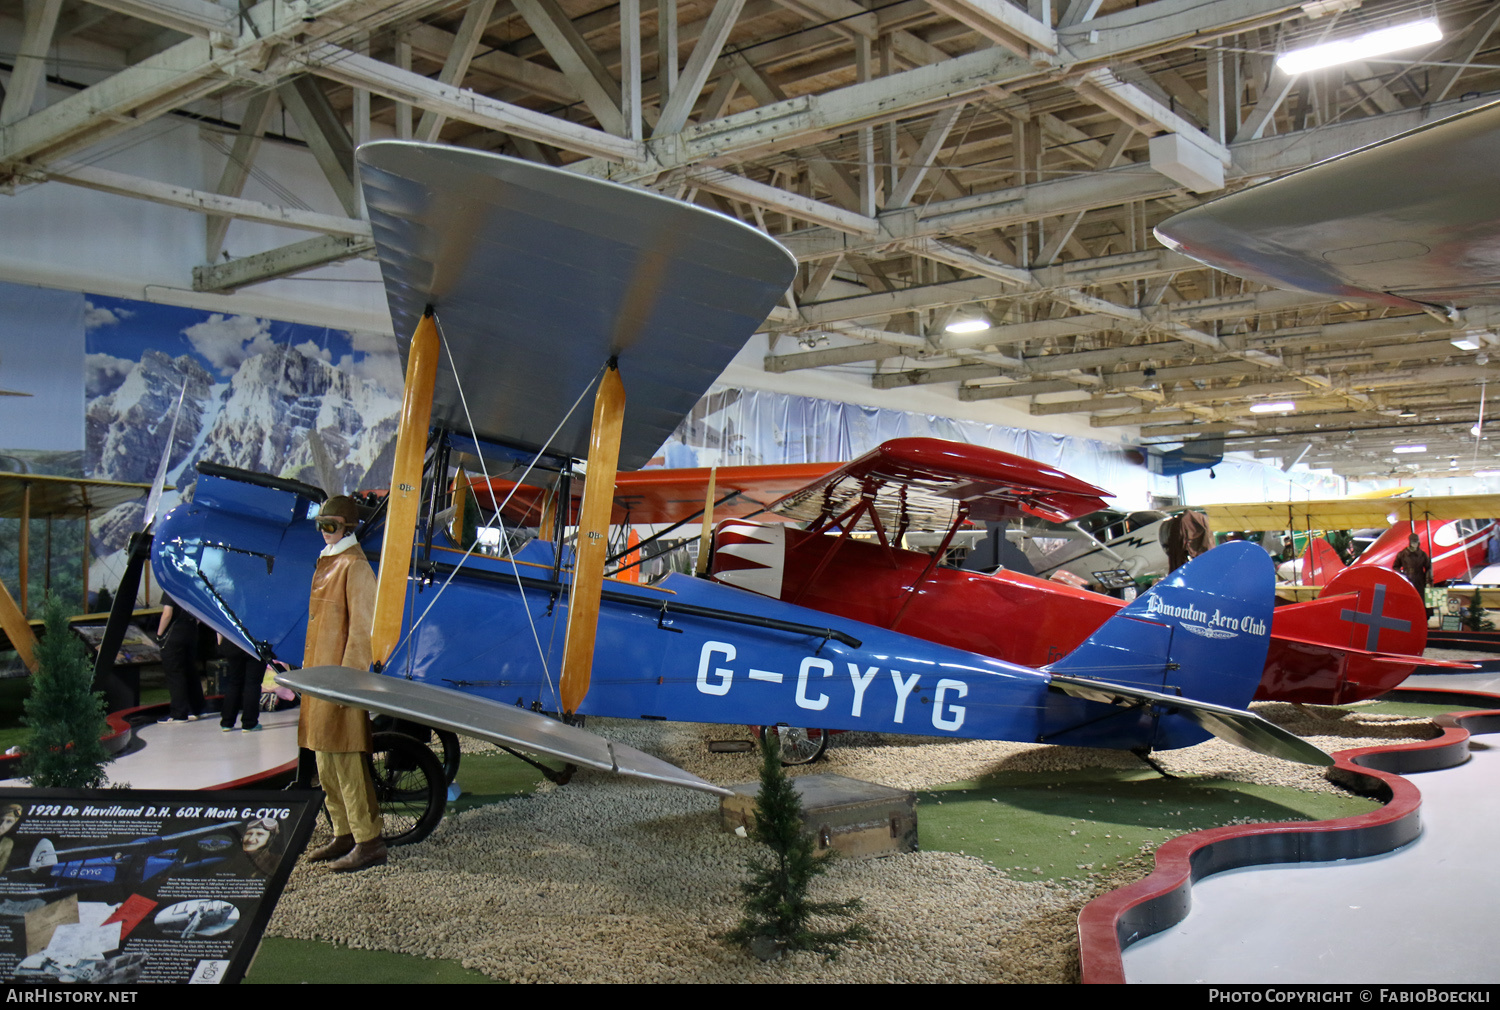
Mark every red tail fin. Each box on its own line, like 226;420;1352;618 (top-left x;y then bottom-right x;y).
1271;565;1426;666
1260;566;1430;703
1301;537;1346;586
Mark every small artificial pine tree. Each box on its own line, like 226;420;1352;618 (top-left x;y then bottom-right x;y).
1465;587;1495;632
726;730;868;960
22;593;112;789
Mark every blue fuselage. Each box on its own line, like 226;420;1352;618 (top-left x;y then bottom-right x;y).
153;469;1245;752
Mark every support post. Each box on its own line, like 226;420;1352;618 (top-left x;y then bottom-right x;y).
695;466;717;575
19;483;29;617
371;310;441;670
0;577;37;673
81;508;90;612
559;362;626;715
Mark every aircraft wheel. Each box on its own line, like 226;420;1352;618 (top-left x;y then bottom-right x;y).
762;725;828;766
371;718;461;787
368;731;445;847
433;729;462;786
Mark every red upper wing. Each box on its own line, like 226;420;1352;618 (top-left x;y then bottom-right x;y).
770;437;1113;531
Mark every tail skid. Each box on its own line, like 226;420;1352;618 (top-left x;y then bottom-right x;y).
1044;542;1332;765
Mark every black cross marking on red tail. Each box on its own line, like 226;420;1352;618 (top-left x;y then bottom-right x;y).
1339;583;1411;651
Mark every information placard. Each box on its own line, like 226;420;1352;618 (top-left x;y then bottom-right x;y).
0;788;320;984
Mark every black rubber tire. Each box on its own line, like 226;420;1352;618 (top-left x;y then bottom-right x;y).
368;731;445;846
761;725;829;765
433;728;462;786
371;718;462;788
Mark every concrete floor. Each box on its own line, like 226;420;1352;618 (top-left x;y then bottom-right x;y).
1125;671;1500;984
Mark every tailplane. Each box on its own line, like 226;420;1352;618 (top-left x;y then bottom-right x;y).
1043;541;1330;765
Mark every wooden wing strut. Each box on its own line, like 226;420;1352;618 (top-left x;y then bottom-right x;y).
371;309;440;670
559;362;626;714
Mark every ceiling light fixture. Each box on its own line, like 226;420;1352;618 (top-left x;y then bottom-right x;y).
1249;401;1296;413
945;318;990;334
1392;444;1427;454
1276;18;1442;75
1452;335;1482;351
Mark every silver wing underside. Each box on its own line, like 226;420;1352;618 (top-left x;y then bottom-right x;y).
1048;673;1334;766
357;141;797;470
278;666;732;797
1156;99;1500;310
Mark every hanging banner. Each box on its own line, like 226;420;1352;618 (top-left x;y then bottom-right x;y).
0;788;319;985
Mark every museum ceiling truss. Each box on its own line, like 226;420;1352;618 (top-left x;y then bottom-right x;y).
3;0;1500;477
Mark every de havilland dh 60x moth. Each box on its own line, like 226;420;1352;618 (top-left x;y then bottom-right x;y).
151;142;1329;819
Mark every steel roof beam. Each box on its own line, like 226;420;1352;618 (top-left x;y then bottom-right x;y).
300;44;645;162
512;0;628;136
80;0;238;39
191;233;375;293
40;161;371;239
1;0;65;128
415;0;502;142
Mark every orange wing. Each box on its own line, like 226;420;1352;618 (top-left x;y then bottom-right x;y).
470;462;839;527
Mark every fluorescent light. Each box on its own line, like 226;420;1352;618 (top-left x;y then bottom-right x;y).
1249;401;1296;413
1452;336;1482;351
945;318;990;334
1475;470;1500;477
1392;444;1427;453
1276;19;1442;75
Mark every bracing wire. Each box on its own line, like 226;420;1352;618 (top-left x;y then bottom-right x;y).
385;320;604;702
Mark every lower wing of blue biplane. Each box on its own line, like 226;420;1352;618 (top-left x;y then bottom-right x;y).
275;667;732;797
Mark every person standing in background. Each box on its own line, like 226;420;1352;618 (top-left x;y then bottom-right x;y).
158;595;205;723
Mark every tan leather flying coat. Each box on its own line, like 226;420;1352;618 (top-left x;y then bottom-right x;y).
297;544;376;753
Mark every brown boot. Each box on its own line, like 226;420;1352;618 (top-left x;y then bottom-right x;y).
328;838;388;873
306;834;354;863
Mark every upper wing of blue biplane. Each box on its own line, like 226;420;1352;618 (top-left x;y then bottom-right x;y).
357;142;797;471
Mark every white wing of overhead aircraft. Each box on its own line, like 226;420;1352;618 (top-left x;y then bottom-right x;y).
1156;99;1500;310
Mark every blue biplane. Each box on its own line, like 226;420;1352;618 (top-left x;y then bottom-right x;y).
149;142;1328;838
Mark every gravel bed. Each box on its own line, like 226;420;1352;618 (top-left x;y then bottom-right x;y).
266;708;1428;983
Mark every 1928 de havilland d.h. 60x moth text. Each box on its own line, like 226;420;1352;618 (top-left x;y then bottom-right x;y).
147;141;1331;836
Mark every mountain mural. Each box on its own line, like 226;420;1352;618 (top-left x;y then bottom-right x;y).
87;350;215;486
76;296;405;595
197;341;400;495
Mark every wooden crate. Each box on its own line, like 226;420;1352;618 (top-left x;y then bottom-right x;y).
721;773;918;858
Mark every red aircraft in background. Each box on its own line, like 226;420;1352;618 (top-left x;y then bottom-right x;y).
1345;518;1496;585
707;440;1461;708
1201;496;1500;588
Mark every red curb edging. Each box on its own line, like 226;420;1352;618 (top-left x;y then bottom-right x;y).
1076;687;1500;984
